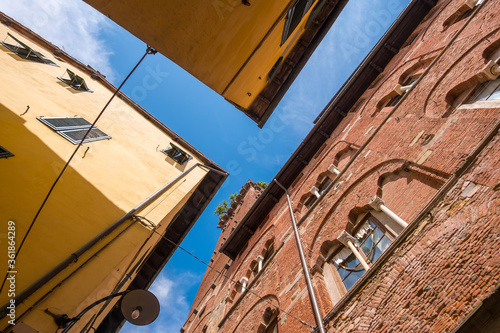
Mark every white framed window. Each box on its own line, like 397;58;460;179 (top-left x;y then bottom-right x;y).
37;116;111;144
471;78;500;102
1;32;57;66
333;217;394;291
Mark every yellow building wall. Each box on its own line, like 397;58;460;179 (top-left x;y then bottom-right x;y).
0;22;209;331
83;0;320;111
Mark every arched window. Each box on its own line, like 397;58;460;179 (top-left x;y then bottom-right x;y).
446;43;500;107
443;0;482;29
384;74;421;108
258;307;280;333
470;78;500;102
324;211;398;296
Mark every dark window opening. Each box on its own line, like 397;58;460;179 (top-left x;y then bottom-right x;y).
162;143;192;165
454;7;474;23
0;145;14;159
281;0;315;45
58;69;92;92
304;194;317;209
38;116;110;144
318;176;331;194
1;32;57;66
387;93;404;107
266;316;279;333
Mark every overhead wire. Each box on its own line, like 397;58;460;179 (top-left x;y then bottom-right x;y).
0;45;157;296
132;215;317;332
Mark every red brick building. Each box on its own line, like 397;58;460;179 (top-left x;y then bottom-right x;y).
183;0;500;332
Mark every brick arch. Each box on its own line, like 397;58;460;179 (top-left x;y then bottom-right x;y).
445;35;500;107
333;144;357;171
424;28;500;117
313;239;343;270
229;295;280;333
257;307;280;333
377;165;445;224
227;230;276;304
442;1;475;30
295;190;316;218
261;238;275;258
189;309;213;333
308;159;407;265
418;0;451;41
293;142;358;218
230;226;275;279
308;159;449;266
374;58;434;113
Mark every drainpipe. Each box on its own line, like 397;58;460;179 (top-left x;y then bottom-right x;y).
0;163;226;319
273;179;326;333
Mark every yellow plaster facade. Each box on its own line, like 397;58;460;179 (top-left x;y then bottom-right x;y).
0;18;225;332
83;0;344;126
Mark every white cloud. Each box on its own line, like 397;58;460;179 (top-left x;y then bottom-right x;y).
121;272;202;333
0;0;116;79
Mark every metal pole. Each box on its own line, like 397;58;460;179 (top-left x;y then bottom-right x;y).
273;179;326;333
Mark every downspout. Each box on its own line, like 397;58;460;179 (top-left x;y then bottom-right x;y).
0;163;224;319
273;179;326;333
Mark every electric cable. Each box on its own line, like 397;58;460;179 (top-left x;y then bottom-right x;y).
132;215;317;332
0;45;157;296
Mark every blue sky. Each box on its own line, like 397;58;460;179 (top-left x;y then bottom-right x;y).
0;0;410;331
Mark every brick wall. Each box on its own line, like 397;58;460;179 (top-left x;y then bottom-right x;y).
183;0;500;332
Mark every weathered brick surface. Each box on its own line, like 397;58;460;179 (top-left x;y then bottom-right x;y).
183;1;500;332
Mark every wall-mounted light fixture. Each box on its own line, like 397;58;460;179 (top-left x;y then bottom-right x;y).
46;289;160;332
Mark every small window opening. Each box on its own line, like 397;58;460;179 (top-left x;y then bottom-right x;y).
161;143;192;165
304;194;317;209
1;32;57;66
58;69;92;92
318;176;331;194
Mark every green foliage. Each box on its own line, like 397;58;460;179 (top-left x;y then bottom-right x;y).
214;181;267;220
257;181;268;189
214;192;238;219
